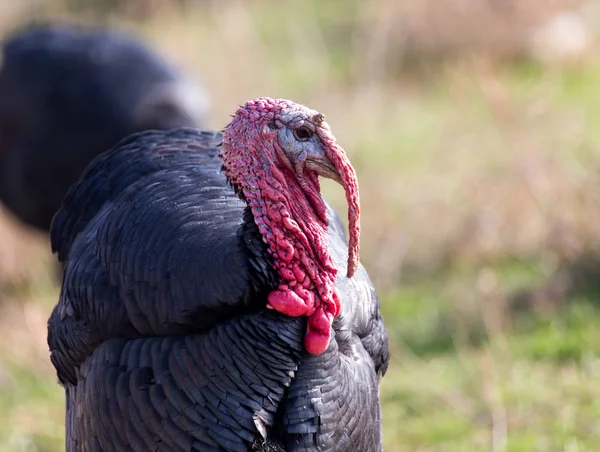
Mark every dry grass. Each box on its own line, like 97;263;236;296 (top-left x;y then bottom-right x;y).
0;207;53;289
387;0;586;59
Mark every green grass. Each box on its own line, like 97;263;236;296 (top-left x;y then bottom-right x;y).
380;275;600;451
0;360;64;452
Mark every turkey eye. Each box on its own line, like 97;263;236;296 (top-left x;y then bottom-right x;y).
293;127;313;141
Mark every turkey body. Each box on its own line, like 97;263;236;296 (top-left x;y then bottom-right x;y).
49;129;389;451
0;23;209;230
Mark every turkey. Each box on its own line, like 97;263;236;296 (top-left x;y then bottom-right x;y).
0;22;210;231
48;98;389;451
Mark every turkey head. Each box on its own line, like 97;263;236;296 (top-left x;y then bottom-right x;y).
220;97;360;354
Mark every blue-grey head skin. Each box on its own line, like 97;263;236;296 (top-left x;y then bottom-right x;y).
48;128;389;451
0;22;211;231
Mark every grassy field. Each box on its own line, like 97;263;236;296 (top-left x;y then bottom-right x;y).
1;1;600;450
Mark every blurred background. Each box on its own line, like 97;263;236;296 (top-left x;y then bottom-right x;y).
1;0;600;450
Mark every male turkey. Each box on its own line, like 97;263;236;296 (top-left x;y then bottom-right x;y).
0;22;209;231
48;98;389;451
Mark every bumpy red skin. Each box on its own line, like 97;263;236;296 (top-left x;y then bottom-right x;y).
220;98;360;354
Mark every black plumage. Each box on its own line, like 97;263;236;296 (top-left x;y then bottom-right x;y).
49;129;389;451
0;23;209;230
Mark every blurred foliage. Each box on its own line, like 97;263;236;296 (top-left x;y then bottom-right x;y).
1;0;600;450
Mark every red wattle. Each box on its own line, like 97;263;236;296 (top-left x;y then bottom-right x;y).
328;287;341;317
304;307;333;354
268;289;315;317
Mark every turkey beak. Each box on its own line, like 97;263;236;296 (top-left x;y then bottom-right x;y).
306;155;343;185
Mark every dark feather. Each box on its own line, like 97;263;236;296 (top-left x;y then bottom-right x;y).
0;23;209;230
49;128;389;451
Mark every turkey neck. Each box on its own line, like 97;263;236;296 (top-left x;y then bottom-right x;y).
221;118;341;355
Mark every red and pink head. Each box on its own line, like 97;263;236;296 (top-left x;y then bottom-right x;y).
220;97;360;355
